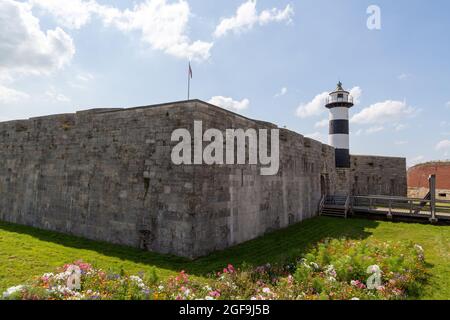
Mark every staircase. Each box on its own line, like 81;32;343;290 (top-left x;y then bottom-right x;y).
319;195;350;218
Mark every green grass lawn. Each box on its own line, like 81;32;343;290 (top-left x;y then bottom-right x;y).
0;217;449;299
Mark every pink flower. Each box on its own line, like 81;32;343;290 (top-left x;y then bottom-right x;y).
73;260;92;272
350;280;366;289
222;264;235;274
209;290;221;298
175;271;189;283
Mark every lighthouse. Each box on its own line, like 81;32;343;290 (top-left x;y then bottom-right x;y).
325;82;354;168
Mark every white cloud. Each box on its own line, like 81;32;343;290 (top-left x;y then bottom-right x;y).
0;0;75;77
394;123;407;131
76;73;94;82
0;85;29;104
296;86;361;119
351;100;415;124
295;92;329;118
397;73;412;80
69;72;95;89
365;126;384;134
30;0;97;29
436;140;450;151
30;0;213;61
394;140;408;145
446;101;450;108
208;96;250;112
314;118;328;129
274;87;287;97
44;86;70;102
214;0;294;38
108;0;213;61
349;86;362;105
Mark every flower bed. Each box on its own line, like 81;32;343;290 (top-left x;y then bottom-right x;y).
2;239;427;300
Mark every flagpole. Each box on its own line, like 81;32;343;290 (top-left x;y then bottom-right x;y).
187;61;191;100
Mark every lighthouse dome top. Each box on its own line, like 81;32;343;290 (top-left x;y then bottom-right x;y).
325;81;354;108
330;81;350;94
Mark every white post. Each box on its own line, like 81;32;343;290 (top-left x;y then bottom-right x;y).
387;199;393;219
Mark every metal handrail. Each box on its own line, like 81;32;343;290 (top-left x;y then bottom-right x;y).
319;195;326;215
326;96;354;104
351;194;449;221
353;195;450;204
344;195;350;219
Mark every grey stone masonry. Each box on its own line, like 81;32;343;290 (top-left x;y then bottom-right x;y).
350;155;407;196
0;100;407;258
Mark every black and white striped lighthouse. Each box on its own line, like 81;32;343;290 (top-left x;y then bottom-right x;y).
325;82;354;168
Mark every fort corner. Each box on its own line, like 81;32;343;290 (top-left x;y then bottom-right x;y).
0;97;407;259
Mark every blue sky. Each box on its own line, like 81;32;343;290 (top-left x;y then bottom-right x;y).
1;0;449;166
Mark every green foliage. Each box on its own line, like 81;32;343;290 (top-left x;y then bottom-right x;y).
1;239;428;300
0;217;449;299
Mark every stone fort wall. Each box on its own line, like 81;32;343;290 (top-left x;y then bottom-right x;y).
0;100;406;258
350;155;407;196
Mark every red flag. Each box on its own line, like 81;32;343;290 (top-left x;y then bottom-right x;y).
188;62;193;79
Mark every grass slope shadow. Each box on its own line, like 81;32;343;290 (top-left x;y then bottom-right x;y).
0;217;378;278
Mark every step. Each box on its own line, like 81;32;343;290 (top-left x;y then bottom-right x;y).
321;213;346;218
322;210;345;215
323;205;346;209
321;209;346;213
321;209;346;214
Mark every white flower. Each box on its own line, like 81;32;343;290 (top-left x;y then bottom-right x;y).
130;275;143;282
130;275;147;290
351;297;360;300
325;265;337;277
309;262;319;270
262;287;271;294
2;285;25;299
205;296;214;300
158;285;164;291
54;271;71;281
184;289;191;297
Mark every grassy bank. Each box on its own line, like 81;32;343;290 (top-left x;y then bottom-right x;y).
0;217;448;299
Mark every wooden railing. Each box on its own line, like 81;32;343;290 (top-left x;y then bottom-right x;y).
352;195;450;222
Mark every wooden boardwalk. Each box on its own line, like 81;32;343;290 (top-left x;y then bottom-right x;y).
320;194;450;223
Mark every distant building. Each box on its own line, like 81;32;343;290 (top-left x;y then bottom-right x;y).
408;161;450;199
